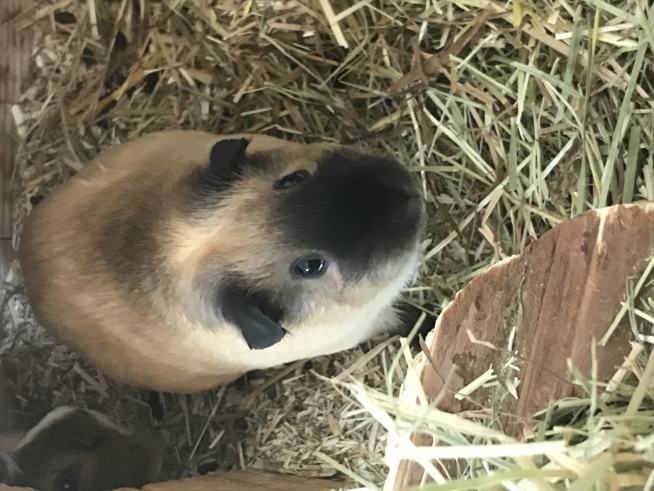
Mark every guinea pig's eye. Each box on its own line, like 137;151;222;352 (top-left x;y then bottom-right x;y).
53;470;79;491
274;170;310;189
291;256;328;278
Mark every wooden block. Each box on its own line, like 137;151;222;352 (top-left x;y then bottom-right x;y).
1;470;345;491
141;470;343;491
390;202;654;489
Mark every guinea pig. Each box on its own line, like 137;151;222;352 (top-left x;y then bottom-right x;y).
18;130;426;393
2;406;163;491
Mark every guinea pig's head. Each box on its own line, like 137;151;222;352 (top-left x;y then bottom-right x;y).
178;137;426;350
7;407;163;491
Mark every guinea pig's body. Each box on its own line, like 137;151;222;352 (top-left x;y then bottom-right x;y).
2;406;162;491
19;130;426;393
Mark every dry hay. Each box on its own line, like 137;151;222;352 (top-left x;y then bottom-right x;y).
4;0;654;488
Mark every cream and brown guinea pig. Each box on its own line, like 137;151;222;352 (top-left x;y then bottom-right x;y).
0;405;163;491
19;130;427;393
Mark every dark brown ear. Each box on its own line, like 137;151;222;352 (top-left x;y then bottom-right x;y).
219;281;287;350
191;138;250;197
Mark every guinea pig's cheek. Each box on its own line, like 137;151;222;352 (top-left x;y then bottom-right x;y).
295;281;341;313
315;266;344;292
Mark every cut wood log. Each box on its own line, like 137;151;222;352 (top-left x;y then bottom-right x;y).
389;202;654;490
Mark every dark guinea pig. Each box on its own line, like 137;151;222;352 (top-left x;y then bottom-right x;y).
1;406;163;491
0;379;26;478
19;130;426;393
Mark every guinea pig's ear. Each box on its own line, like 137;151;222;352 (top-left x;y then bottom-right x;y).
192;138;251;196
219;282;287;350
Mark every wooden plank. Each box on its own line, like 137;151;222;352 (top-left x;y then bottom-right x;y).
1;470;346;491
389;203;647;489
0;0;35;281
142;470;345;491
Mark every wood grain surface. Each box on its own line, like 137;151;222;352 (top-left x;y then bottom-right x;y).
392;202;654;489
1;470;345;491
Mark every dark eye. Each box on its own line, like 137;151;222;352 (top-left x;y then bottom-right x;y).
291;256;328;278
53;470;79;491
275;170;310;189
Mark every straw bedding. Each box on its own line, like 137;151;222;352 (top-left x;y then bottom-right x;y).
4;0;654;487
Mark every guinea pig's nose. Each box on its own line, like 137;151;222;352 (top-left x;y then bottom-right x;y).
389;194;422;222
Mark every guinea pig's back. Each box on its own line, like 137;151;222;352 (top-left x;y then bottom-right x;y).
20;131;215;301
18;131;299;391
19;134;177;384
20;130;293;292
